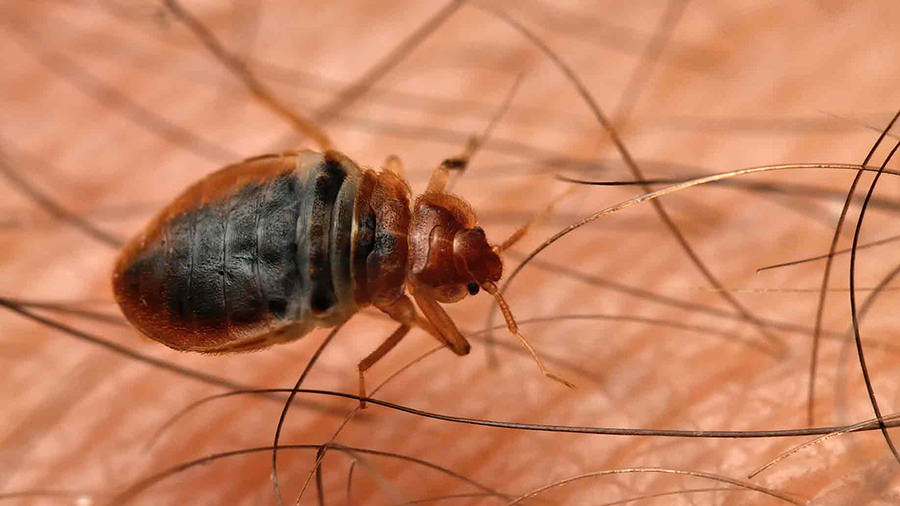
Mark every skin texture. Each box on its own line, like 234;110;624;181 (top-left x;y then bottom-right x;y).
4;1;900;504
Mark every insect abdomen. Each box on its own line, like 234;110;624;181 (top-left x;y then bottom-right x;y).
113;151;364;352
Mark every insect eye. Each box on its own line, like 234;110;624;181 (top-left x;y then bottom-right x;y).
466;282;480;295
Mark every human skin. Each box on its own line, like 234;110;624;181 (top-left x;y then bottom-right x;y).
3;1;900;504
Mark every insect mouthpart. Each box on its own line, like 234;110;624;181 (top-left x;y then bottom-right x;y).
452;227;503;287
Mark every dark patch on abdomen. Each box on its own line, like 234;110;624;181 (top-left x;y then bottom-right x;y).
306;158;347;314
222;181;268;324
123;172;303;334
119;154;370;343
188;189;228;327
256;173;303;320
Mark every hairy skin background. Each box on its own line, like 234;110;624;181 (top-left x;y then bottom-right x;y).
3;1;900;504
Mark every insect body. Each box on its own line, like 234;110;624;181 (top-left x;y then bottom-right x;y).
114;151;404;352
113;149;572;398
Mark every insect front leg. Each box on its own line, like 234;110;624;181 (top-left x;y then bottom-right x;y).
383;154;405;179
409;287;471;356
426;137;478;194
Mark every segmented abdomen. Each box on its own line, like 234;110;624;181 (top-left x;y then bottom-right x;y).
113;151;363;352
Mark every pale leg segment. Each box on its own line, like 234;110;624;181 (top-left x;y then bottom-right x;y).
383;154;405;178
426;137;478;194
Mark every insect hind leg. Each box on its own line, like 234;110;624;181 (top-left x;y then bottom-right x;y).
359;294;463;408
360;292;473;408
358;323;411;409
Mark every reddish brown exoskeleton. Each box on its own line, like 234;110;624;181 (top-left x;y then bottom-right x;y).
113;0;574;405
113;144;573;405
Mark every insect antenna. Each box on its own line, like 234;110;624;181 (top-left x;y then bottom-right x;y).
501;166;900;349
156;319;671;455
144;308;784;506
481;281;575;388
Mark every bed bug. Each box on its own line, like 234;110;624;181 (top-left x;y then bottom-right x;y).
112;144;573;404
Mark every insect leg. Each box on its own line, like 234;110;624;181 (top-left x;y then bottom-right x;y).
358;323;411;409
494;187;577;253
358;294;446;408
425;138;478;194
409;288;471;356
383;154;405;179
375;293;466;354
